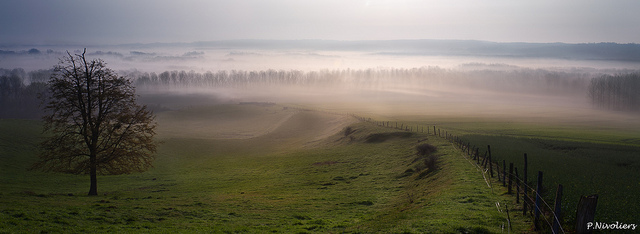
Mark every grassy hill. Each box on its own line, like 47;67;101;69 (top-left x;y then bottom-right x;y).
0;104;530;233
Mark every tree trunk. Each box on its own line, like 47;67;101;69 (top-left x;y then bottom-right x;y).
88;153;98;196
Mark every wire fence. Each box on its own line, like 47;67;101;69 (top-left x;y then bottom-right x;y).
351;117;582;233
283;108;599;233
437;125;567;233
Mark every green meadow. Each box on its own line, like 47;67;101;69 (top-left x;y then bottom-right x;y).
395;115;640;227
291;100;640;232
1;104;530;233
3;101;639;233
378;114;640;232
458;134;640;224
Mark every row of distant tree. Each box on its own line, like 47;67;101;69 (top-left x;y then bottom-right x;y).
0;68;51;118
588;73;640;111
0;48;54;55
127;67;593;96
120;67;640;113
2;67;639;118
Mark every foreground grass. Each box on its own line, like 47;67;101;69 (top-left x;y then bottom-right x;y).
402;115;640;230
458;135;640;230
378;117;640;232
1;108;530;233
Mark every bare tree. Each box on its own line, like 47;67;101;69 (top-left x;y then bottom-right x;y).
33;49;157;196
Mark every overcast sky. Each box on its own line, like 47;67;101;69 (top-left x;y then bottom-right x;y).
1;0;640;45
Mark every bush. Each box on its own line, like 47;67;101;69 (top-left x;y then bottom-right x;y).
424;155;439;171
416;143;437;156
413;143;439;179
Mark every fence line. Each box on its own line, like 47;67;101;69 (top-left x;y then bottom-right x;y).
351;116;570;233
444;130;567;233
309;111;591;233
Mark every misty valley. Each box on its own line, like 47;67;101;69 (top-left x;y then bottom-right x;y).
1;41;640;233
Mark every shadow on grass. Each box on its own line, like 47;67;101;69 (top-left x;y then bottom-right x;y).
365;132;414;143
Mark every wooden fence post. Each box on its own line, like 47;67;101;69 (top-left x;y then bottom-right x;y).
495;161;501;181
575;195;598;234
515;167;520;203
481;151;487;168
502;160;507;186
508;163;514;194
534;171;543;231
472;146;476;159
552;184;563;234
488;145;493;178
523;153;529;215
433;126;436;136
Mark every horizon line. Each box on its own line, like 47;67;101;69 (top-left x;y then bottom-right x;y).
2;39;639;48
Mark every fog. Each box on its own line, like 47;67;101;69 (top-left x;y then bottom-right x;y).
4;40;640;73
2;40;639;128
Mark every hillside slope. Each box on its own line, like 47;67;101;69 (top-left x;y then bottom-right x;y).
0;105;529;233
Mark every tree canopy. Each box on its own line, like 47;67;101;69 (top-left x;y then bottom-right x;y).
32;49;157;196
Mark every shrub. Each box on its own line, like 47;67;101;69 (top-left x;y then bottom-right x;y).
416;143;437;156
424;154;439;171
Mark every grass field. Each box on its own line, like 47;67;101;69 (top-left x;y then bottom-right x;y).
288;100;640;232
1;104;531;233
395;116;640;229
457;134;640;228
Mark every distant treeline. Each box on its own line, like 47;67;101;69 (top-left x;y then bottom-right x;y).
3;66;639;119
0;68;50;118
0;48;54;55
588;73;640;111
127;66;593;97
